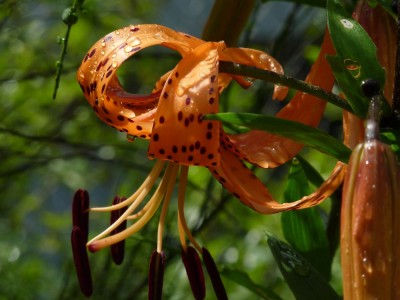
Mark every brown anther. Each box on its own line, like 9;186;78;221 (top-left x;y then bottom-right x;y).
182;246;205;300
148;250;165;300
71;226;93;297
202;247;227;300
72;189;90;241
110;196;127;265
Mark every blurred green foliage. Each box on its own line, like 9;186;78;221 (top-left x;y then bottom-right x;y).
0;0;345;299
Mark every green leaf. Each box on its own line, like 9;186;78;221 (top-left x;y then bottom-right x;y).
381;128;400;159
220;268;283;300
206;113;351;163
327;0;386;118
267;235;340;300
281;158;331;280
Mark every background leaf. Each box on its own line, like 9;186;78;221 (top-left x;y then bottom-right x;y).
221;268;283;300
326;0;386;118
206;112;351;163
267;235;340;300
281;158;331;280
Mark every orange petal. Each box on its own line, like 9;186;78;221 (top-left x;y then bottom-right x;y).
210;142;346;213
77;24;204;139
226;30;336;168
220;47;288;100
147;42;225;166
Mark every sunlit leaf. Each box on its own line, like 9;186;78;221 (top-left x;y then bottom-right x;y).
206;112;351;163
281;158;331;280
267;235;340;300
220;268;282;300
327;0;386;118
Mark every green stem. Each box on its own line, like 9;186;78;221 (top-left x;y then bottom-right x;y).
219;61;355;114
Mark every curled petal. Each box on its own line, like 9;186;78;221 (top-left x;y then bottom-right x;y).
226;30;336;168
147;42;224;166
220;47;288;100
210;144;346;213
77;24;203;139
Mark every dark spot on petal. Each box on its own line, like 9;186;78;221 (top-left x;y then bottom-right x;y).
159;116;165;123
117;115;125;121
106;70;113;78
153;133;159;141
136;125;142;130
172;146;178;153
89;48;96;58
209;97;215;105
178;111;183;121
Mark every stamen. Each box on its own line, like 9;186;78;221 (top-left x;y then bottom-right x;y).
72;189;90;241
90;160;165;212
177;166;202;252
148;250;165;300
182;246;206;299
71;226;93;297
88;163;176;252
157;163;180;253
110;196;127;265
202;247;227;300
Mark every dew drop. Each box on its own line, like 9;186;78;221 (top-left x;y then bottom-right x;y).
112;61;118;68
127;36;141;46
124;45;133;53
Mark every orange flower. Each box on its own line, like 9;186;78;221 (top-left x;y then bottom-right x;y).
76;23;343;298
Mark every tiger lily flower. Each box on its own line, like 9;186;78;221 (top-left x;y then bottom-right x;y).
76;24;344;296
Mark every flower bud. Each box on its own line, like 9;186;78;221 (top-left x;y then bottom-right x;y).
341;139;400;299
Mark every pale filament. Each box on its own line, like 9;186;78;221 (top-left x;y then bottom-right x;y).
157;163;180;253
177;165;202;253
87;162;175;250
89;159;166;212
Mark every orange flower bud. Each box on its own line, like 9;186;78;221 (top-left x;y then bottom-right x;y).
341;137;400;299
